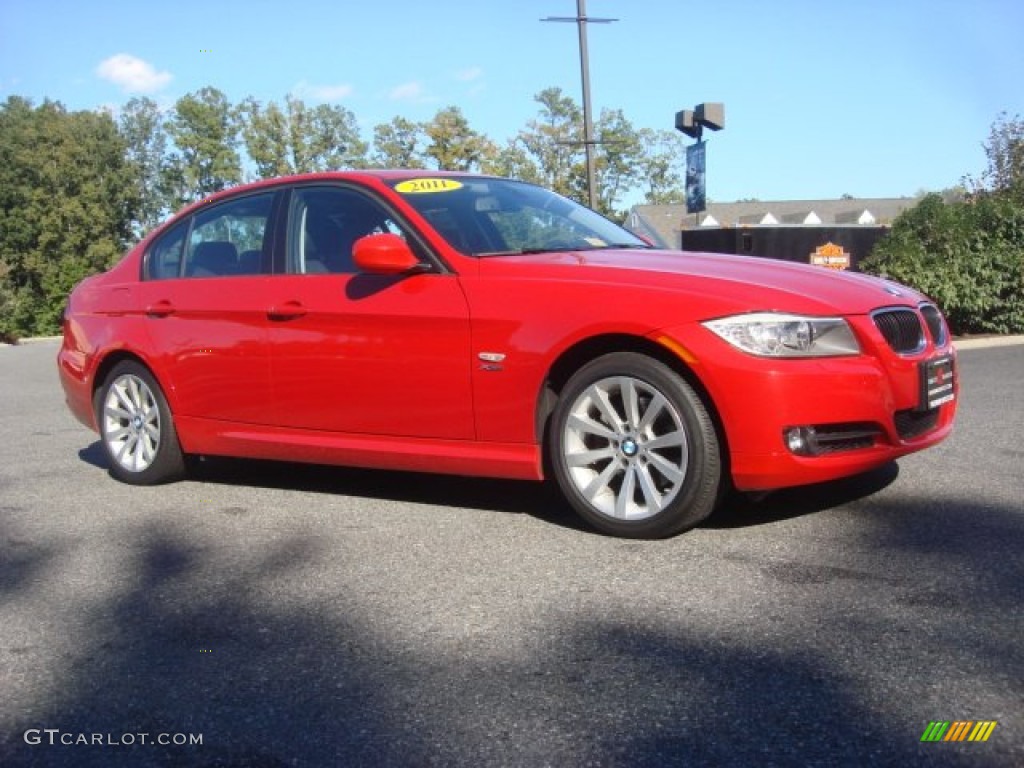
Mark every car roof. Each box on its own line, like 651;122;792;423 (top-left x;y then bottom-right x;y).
154;169;524;243
176;169;484;214
230;168;473;192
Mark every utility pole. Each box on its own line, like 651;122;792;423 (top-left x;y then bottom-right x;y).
542;0;617;209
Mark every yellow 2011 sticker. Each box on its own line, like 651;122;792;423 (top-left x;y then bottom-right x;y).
395;178;464;194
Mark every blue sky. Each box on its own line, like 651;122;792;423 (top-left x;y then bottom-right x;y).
2;0;1022;203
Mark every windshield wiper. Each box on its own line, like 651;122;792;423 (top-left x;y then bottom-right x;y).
476;247;562;257
477;243;652;257
586;242;653;250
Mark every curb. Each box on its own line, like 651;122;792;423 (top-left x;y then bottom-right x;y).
0;335;62;348
953;335;1024;350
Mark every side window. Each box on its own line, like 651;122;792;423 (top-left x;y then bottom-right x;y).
184;193;274;278
146;221;187;280
287;187;413;275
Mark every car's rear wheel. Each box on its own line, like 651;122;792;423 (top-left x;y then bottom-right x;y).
549;352;720;538
97;360;185;485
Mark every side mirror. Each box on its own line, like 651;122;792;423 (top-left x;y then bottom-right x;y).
352;233;424;275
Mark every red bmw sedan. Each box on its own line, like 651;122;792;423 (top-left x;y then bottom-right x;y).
58;171;957;538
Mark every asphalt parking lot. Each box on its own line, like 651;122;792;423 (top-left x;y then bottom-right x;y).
1;339;1021;767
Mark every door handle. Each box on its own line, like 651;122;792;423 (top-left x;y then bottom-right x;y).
146;300;175;317
267;301;307;320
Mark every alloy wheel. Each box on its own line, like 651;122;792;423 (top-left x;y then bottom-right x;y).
102;373;162;473
562;375;689;521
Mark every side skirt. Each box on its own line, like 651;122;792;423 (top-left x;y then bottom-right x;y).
176;416;544;482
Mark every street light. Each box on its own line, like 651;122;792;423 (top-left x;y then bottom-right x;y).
674;103;725;141
542;0;617;209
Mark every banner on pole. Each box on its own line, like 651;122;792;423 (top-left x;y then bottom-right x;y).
686;141;706;214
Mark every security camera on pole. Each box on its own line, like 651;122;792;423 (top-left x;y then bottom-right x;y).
675;103;725;217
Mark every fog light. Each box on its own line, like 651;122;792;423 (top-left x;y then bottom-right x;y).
785;427;804;453
785;426;816;456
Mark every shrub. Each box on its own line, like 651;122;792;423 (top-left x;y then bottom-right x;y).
861;193;1024;335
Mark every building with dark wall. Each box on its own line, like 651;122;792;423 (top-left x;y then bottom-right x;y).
677;226;888;271
626;197;920;270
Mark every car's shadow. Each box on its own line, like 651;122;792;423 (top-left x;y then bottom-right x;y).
707;461;900;529
77;441;108;469
82;441;901;536
189;452;591;532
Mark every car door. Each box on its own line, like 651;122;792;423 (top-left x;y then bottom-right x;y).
136;191;278;425
265;184;475;439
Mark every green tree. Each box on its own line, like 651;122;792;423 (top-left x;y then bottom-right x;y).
973;112;1024;201
479;137;542;183
287;96;368;172
636;128;686;205
422;106;487;171
370;116;426;168
240;98;291;178
240;96;367;177
593;108;643;218
165;87;242;204
119;96;172;236
0;96;138;337
518;88;586;201
0;258;14;343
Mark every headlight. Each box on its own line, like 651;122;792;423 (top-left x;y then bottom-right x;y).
702;313;860;358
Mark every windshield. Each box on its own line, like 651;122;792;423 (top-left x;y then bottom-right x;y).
386;176;650;256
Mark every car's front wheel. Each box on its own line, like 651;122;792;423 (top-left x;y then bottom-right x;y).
549;352;721;538
97;360;185;485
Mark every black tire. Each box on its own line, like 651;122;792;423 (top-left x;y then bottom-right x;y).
549;352;720;538
96;360;186;485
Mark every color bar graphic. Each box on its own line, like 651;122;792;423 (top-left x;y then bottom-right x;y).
945;721;973;741
920;721;949;742
968;721;998;742
921;720;997;743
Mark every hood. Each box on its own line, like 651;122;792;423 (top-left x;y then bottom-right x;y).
479;248;928;316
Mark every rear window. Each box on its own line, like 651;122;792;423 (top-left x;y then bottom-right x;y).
146;221;186;280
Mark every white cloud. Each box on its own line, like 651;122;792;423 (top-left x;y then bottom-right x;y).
388;81;428;102
291;79;355;102
96;53;172;93
455;67;483;82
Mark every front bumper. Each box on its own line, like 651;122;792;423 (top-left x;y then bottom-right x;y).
658;312;958;491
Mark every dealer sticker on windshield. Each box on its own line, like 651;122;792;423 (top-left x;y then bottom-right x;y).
919;355;956;410
394;178;464;194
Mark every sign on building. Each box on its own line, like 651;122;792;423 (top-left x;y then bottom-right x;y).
809;242;850;270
